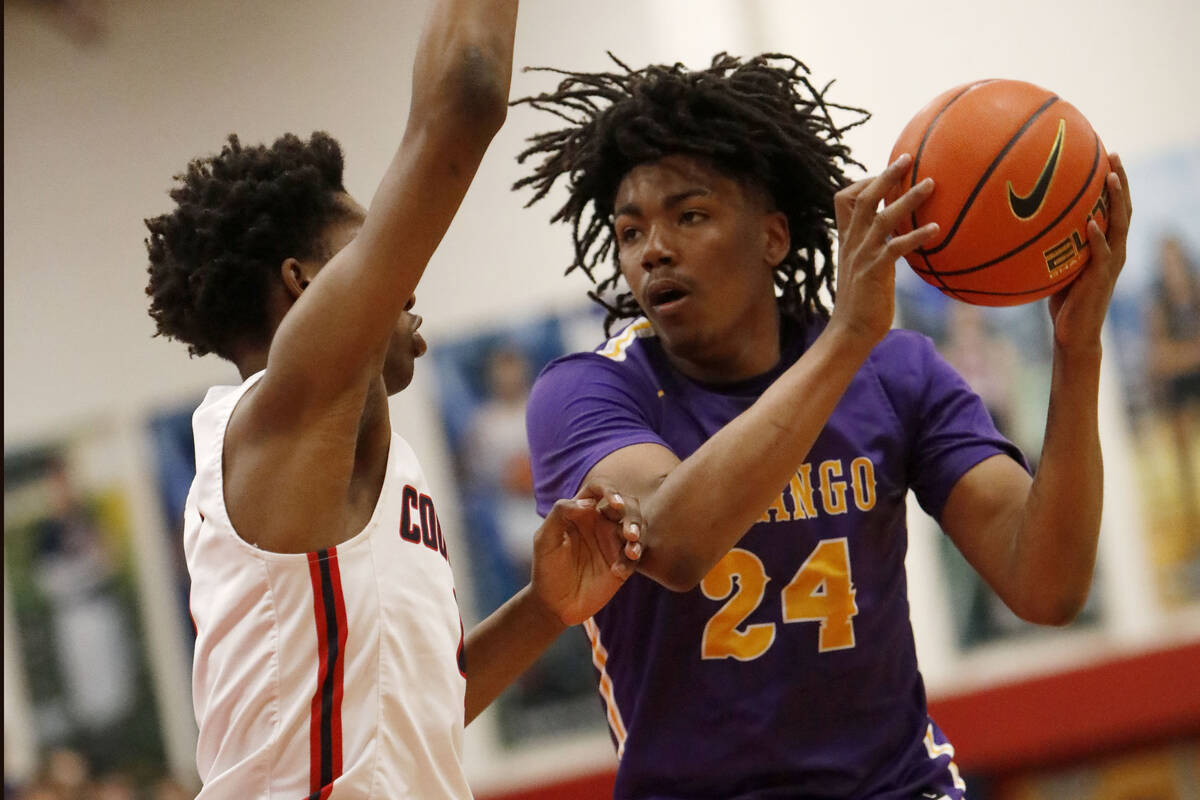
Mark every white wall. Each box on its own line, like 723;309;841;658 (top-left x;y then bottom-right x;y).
751;0;1200;170
6;0;1199;444
5;0;1199;792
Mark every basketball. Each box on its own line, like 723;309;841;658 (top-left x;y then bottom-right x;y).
886;79;1110;306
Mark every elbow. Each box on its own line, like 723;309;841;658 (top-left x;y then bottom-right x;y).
1013;585;1091;627
640;549;708;594
444;44;510;136
656;570;702;595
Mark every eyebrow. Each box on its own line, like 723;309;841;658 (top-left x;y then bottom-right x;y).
614;187;713;219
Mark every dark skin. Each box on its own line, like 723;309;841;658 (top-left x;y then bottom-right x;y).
210;0;640;725
224;196;403;551
613;156;789;383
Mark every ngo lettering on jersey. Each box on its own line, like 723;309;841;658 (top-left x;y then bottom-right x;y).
399;484;450;562
756;456;877;523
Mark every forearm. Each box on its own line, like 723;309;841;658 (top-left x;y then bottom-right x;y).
1011;344;1104;623
463;584;565;725
946;156;1129;626
640;325;872;589
283;0;518;390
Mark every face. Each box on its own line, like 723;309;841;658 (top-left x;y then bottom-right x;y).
308;194;427;395
612;155;789;379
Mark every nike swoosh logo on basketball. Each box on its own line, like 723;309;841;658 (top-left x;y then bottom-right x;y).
1006;118;1066;220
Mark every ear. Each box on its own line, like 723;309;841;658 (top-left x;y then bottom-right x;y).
279;257;313;301
762;210;791;269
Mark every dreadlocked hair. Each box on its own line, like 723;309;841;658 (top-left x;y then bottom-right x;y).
512;52;868;335
145;132;349;359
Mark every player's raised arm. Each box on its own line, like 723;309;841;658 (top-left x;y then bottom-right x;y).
939;156;1132;625
259;0;518;415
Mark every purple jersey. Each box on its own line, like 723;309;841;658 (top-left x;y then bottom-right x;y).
526;316;1027;800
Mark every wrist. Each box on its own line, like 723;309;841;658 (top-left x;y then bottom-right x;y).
818;316;881;365
520;583;570;635
1052;340;1103;369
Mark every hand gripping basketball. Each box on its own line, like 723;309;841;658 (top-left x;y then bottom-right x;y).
830;153;940;348
1046;153;1132;351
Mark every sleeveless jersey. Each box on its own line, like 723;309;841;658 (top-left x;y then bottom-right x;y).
184;372;471;799
526;317;1026;800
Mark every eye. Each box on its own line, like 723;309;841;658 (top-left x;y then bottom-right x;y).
618;226;642;244
680;209;707;225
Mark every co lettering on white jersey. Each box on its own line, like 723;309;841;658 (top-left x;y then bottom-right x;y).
399;484;449;561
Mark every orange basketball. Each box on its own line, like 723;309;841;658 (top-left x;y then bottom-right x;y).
886;79;1111;306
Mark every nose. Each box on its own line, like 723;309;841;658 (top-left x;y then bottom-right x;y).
403;293;416;312
641;225;676;272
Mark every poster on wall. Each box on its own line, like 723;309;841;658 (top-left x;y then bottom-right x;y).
3;431;167;779
429;305;610;747
894;271;1103;648
1106;145;1200;610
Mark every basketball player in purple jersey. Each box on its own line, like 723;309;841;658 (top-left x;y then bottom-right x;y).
514;55;1131;798
144;2;642;796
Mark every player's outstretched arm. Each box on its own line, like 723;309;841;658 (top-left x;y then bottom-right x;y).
463;484;641;725
580;156;939;591
939;155;1132;625
257;0;518;418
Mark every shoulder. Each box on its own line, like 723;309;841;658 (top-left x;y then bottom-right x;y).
532;318;660;397
866;328;944;385
194;371;265;445
791;316;937;369
526;320;666;458
593;318;656;362
858;328;965;424
873;327;939;360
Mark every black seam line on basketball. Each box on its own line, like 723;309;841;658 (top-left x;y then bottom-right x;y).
910;214;962;298
910;132;1100;277
912;249;968;302
318;549;338;790
945;267;1080;297
907;81;994;235
1007;118;1066;219
906;79;1007;305
918;94;1060;257
907;84;990;300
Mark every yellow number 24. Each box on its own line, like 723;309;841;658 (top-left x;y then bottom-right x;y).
700;538;858;661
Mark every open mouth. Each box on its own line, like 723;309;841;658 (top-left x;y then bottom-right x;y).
646;281;690;311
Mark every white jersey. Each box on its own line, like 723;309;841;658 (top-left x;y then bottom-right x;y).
184;372;472;799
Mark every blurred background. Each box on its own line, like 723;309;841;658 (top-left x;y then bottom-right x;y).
5;0;1199;797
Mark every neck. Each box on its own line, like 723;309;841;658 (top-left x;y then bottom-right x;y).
234;350;268;381
664;305;783;385
354;379;391;473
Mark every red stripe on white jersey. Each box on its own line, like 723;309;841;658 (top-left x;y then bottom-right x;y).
307;548;346;799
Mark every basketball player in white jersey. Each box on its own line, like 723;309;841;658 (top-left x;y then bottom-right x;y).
144;1;642;796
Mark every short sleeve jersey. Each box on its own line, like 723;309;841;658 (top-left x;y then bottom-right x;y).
526;317;1026;800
